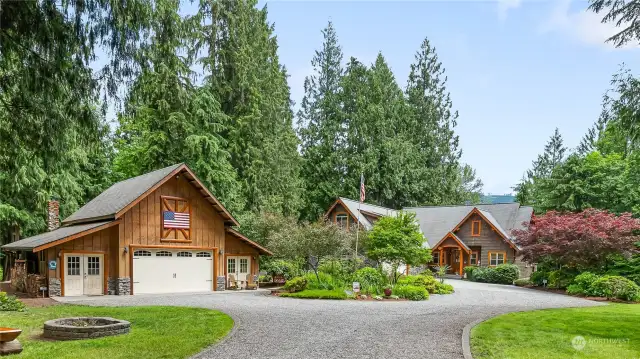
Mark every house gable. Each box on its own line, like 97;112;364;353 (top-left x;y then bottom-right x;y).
454;212;516;266
324;199;359;228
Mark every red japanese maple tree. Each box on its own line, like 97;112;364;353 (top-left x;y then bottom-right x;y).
513;209;640;269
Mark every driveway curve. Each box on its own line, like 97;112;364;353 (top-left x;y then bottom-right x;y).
61;280;602;359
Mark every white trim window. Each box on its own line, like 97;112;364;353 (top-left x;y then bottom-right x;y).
489;252;506;266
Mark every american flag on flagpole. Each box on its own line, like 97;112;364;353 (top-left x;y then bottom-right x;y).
360;174;365;203
163;211;190;229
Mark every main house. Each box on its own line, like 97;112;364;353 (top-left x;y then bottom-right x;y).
1;163;271;297
325;198;534;278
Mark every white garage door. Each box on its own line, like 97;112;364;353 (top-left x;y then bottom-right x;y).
132;249;213;294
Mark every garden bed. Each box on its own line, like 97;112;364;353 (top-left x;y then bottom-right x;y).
521;285;640;303
272;290;408;301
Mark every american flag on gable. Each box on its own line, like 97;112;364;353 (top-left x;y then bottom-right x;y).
163;211;190;229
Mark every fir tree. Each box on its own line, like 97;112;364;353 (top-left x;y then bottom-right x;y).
297;21;345;219
198;0;303;217
404;37;463;205
114;0;243;212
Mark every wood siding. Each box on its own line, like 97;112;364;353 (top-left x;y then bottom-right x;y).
455;214;515;266
117;175;226;278
45;225;118;283
225;233;260;278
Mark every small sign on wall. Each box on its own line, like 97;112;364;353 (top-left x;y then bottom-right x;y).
48;260;57;270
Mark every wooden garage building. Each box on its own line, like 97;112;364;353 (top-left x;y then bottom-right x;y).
2;163;271;296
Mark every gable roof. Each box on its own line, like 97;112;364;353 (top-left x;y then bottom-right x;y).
432;232;471;253
1;221;117;252
226;228;274;256
406;203;532;248
3;163;243;252
325;197;400;230
63;163;239;226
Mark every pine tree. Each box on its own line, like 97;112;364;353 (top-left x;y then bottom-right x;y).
404;37;463;205
198;0;303;217
297;21;345;219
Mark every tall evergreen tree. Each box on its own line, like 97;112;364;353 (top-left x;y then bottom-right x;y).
114;0;243;212
198;0;303;217
514;128;567;208
297;21;345;219
404;37;462;205
0;0;135;242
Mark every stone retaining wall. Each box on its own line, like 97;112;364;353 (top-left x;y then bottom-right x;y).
43;317;130;340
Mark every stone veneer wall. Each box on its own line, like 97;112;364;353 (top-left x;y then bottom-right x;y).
107;277;117;295
117;277;130;295
216;276;225;291
49;278;61;297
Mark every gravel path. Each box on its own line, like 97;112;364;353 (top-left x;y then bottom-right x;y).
58;280;602;359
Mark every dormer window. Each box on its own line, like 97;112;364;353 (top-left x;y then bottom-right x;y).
471;220;481;237
335;213;349;228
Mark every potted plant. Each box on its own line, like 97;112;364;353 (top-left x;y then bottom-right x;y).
383;286;392;297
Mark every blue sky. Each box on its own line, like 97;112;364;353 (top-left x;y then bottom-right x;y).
260;0;640;195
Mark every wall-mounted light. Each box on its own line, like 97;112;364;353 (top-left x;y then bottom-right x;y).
123;246;129;254
57;250;62;258
219;249;224;256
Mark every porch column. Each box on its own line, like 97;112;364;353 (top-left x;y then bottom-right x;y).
459;251;463;275
439;249;443;265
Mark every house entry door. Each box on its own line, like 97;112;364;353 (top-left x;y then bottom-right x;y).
64;253;104;296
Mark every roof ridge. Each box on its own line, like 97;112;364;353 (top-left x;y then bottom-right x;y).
405;202;521;209
339;197;396;211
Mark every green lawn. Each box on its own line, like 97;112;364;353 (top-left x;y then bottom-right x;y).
471;304;640;359
0;305;233;359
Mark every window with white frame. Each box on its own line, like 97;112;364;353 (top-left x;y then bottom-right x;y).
470;251;479;265
489;252;506;266
335;213;348;228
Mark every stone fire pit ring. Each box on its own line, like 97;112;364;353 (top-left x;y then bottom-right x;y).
43;317;130;340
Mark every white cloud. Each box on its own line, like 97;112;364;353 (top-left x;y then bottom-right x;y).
497;0;522;21
541;0;637;50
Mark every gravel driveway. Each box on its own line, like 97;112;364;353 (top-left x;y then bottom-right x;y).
58;280;602;359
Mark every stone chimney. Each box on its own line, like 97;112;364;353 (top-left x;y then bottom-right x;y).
47;199;60;231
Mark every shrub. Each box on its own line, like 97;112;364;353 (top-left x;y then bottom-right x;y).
305;272;347;290
548;269;576;289
434;282;454;294
470;267;489;282
0;292;26;312
262;259;302;281
354;267;386;294
463;266;477;279
283;276;307;293
530;270;549;286
392;285;429;301
590;275;640;301
568;272;600;296
468;265;519;284
514;278;532;287
397;275;438;293
492;264;520;284
280;289;348;300
259;274;272;283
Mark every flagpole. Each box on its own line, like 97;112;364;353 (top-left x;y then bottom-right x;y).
355;201;361;260
355;173;363;261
